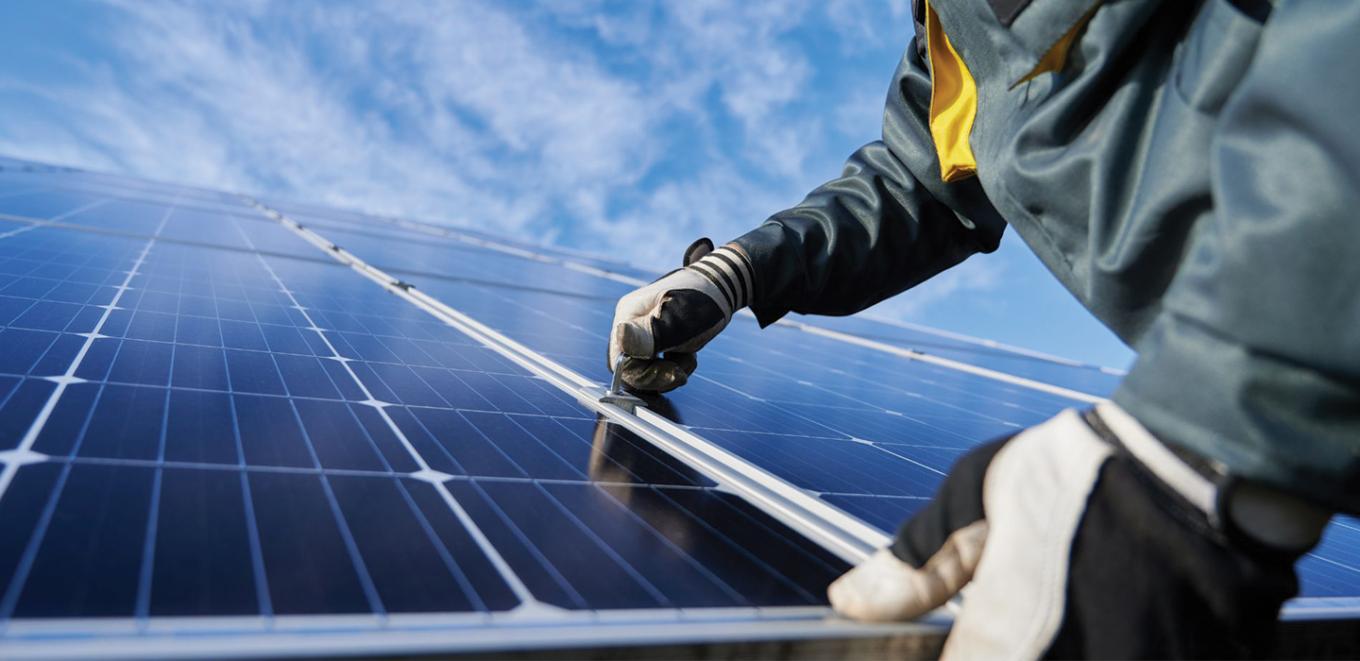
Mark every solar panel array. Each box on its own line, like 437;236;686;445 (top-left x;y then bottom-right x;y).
0;160;1355;657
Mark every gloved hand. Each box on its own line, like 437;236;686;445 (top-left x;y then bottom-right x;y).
607;238;756;393
828;402;1332;659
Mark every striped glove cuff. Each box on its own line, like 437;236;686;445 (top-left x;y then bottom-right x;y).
684;244;757;312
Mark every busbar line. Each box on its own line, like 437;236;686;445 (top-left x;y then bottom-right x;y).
855;312;1128;374
247;199;890;567
780;320;1107;404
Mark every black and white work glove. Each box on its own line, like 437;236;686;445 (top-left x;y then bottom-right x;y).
608;238;755;393
828;402;1333;658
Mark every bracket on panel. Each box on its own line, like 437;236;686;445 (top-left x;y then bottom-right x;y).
587;355;646;414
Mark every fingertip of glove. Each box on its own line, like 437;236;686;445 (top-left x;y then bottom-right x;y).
619;358;689;394
826;548;935;623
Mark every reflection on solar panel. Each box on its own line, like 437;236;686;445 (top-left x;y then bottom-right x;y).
0;159;1355;657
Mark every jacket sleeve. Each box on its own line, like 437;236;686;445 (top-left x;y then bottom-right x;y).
1113;0;1360;513
732;30;1006;327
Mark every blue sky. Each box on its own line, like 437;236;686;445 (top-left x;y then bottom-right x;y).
0;0;1133;369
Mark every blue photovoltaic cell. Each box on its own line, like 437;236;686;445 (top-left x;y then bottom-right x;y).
149;468;259;616
0;462;63;601
0;175;848;639
12;462;155;618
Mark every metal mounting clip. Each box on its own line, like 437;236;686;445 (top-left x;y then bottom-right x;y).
595;355;645;413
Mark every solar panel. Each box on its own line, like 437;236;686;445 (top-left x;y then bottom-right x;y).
0;160;1355;657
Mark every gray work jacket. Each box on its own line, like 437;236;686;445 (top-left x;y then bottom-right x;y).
733;0;1359;512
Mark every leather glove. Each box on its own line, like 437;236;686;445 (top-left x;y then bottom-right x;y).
607;238;756;393
828;402;1332;659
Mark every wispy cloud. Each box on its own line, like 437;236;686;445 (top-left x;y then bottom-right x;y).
824;0;914;52
4;0;892;265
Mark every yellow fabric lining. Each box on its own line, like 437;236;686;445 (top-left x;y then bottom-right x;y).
925;0;978;183
1012;2;1102;88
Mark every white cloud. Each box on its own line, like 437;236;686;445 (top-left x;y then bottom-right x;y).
0;3;630;235
824;0;915;53
0;0;969;293
831;84;888;141
598;162;801;267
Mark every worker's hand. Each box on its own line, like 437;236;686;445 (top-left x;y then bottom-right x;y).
828;403;1331;658
608;238;755;393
